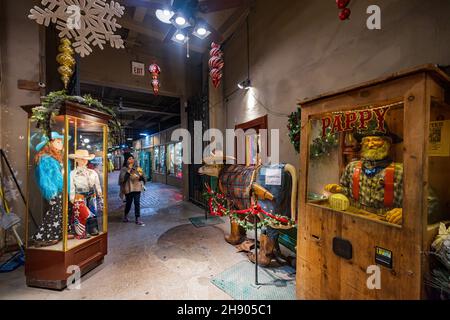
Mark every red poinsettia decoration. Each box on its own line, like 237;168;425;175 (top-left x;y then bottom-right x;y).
209;42;224;88
149;63;161;95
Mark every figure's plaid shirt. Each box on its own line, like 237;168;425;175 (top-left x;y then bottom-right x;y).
340;161;403;210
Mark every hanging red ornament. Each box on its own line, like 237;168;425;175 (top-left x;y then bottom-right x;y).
336;0;350;9
148;63;161;95
339;7;351;20
209;42;224;88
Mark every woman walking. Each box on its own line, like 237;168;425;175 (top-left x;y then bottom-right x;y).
119;155;146;226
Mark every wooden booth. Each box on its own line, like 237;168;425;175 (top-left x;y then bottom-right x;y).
23;101;110;289
296;65;450;299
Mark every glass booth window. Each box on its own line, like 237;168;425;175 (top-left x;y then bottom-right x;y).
27;115;66;250
307;103;404;227
428;100;450;225
27;116;106;251
66;117;106;249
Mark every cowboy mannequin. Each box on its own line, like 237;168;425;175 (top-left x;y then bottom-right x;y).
325;124;404;225
69;149;103;238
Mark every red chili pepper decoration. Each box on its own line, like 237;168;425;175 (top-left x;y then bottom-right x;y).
209;42;224;88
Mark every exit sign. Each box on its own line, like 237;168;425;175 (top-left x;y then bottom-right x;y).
131;61;145;76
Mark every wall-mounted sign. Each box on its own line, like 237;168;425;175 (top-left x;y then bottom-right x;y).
429;120;450;157
131;61;145;76
321;106;390;138
375;246;393;269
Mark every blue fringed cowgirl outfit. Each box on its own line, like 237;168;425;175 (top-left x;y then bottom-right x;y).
32;155;64;243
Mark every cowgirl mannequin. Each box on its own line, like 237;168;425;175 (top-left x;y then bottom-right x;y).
32;132;67;247
69;149;103;238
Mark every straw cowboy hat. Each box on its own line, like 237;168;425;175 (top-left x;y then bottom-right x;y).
203;150;236;165
69;149;95;161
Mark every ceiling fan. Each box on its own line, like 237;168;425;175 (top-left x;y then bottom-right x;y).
124;0;250;44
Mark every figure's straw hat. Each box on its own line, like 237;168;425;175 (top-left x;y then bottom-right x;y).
69;149;95;160
203;150;236;165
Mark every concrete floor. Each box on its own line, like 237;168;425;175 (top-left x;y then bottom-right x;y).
0;172;248;300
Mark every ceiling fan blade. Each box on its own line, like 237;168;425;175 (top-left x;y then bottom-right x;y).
163;26;177;43
198;0;248;13
123;0;168;11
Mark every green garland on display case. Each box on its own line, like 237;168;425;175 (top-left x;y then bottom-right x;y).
31;90;122;145
309;128;339;160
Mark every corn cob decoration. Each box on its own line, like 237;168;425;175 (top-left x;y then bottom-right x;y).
56;38;76;89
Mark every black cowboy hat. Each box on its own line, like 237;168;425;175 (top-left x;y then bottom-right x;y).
353;119;403;144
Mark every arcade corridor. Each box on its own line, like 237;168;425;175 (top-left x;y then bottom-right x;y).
0;173;246;299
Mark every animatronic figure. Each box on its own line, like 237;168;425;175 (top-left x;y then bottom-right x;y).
325;124;404;225
32;132;67;247
69;149;103;239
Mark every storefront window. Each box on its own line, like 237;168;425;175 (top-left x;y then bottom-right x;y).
307;102;405;227
175;142;183;179
168;144;175;175
154;146;160;173
160;145;166;174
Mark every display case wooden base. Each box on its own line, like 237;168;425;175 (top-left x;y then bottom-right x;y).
25;233;107;290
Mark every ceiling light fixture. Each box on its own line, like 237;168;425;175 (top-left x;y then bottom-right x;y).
176;33;186;41
170;13;191;29
192;26;211;39
172;32;188;44
175;16;186;26
155;9;174;24
238;79;251;90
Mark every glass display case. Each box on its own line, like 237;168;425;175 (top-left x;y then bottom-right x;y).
297;65;450;300
306;103;405;227
23;101;110;290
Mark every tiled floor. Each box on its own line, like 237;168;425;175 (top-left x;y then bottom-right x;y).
0;172;247;300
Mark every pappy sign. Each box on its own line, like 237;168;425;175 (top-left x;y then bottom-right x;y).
265;168;282;186
321;106;390;137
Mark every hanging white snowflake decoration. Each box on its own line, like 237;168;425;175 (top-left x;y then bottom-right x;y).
28;0;125;57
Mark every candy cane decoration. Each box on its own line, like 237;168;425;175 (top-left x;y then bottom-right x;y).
209;42;224;88
149;63;161;95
